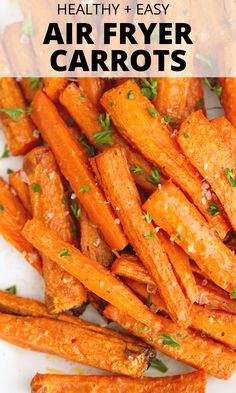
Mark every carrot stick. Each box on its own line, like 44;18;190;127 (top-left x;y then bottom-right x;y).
178;110;236;231
93;146;190;327
23;147;87;313
104;304;236;380
31;370;206;393
0;78;40;155
80;206;114;267
31;90;127;251
101;79;230;239
112;254;154;285
211;116;236;162
0;313;150;377
8;170;32;215
143;181;236;292
43;78;68;102
22;218;159;328
221;78;236;128
0;177;41;272
77;77;105;109
185;78;205;118
59;82;157;194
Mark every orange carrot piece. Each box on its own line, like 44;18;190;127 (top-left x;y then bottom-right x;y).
104;304;236;380
112;254;154;285
22;219;160;328
43;78;68;102
31;90;127;250
211;116;236;162
0;177;41;272
59;82;157;194
185;78;205;118
80;207;114;267
31;370;206;393
221;78;236;128
178;110;236;231
8;170;32;215
101;79;229;239
23;147;87;313
143;181;236;292
0;313;150;377
93;146;190;327
77;77;105;109
0;78;39;155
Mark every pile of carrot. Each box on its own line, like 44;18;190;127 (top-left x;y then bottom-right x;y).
0;73;236;393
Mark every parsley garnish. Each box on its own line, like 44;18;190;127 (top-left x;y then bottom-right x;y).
0;144;10;159
22;12;33;37
183;133;190;139
176;233;181;240
79;135;96;157
147;167;161;185
80;93;87;101
147;106;159;118
80;185;90;193
0;204;4;212
128;91;135;100
62;198;68;205
108;101;114;107
130;165;145;175
144;211;152;224
225;168;236;187
72;228;78;237
208;202;220;216
141;79;158;100
140;325;149;332
0;107;32;122
71;203;81;219
66;118;75;128
5;285;16;295
7;168;13;174
150;358;168;373
158;334;181;347
204;78;222;101
59;248;71;257
144;232;154;240
195;98;204;110
94;113;113;146
162;114;176;125
147;293;151;306
31;183;41;192
230;288;236;298
29;77;40;90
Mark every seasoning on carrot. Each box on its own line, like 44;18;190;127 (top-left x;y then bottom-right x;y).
77;77;105;109
8;170;32;215
43;78;68;102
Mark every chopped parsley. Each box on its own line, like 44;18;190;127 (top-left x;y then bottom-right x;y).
94;113;113;146
230;288;236;299
195;98;204;110
147;293;152;306
147;106;159;118
79;135;96;157
5;285;16;295
158;334;181;347
208;202;220;216
140;325;149;332
144;211;152;224
144;232;154;240
147;167;161;185
66;118;75;128
0;107;32;122
130;165;145;175
0;144;10;159
62;198;68;205
204;78;222;101
7;168;13;174
0;204;4;212
29;77;41;90
127;90;135;100
225;168;236;187
150;358;168;373
80;93;87;101
80;185;90;193
31;183;41;193
183;133;190;139
141;79;158;100
59;248;71;257
162;114;176;125
176;233;181;240
71;203;81;219
72;228;78;237
22;12;33;37
108;101;114;107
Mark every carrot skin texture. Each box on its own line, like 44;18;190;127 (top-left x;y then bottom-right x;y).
93;146;190;327
31;90;127;251
211;116;236;161
60;82;157;194
178;111;236;231
101;80;229;239
22;219;159;327
31;370;206;393
0;78;39;155
143;182;236;292
104;305;236;380
221;78;236;128
43;78;68;102
0;313;150;377
8;170;32;215
24;147;87;313
77;77;105;109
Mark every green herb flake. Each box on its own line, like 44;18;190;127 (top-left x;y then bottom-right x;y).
80;185;90;193
108;101;114;107
195;98;204;110
150;358;168;373
203;78;222;100
208;202;220;216
176;233;181;240
130;165;145;175
31;183;41;193
147;338;154;344
0;144;10;159
225;168;236;187
66;118;75;128
162;114;176;125
140;325;149;332
128;90;135;100
230;288;236;299
158;334;181;347
147;106;159;118
144;211;152;224
59;248;72;257
147;293;152;307
5;285;16;295
22;12;33;37
79;135;96;157
147;167;161;185
29;77;41;90
0;108;25;122
62;198;68;205
183;133;190;139
71;203;81;219
144;232;154;240
72;228;78;237
94;113;114;146
7;168;13;174
80;93;87;101
0;204;4;212
141;79;158;100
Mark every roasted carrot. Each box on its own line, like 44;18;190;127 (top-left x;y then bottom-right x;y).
0;177;41;272
101;80;230;239
31;370;206;393
43;78;68;102
22;219;160;327
77;77;105;109
211;116;236;162
93;146;190;327
221;78;236;128
59;82;157;194
0;313;150;377
104;304;236;380
80;207;114;267
8;170;32;215
185;78;205;118
143;181;236;292
178;110;236;231
0;78;39;155
31;90;127;250
112;254;154;285
23;147;87;313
